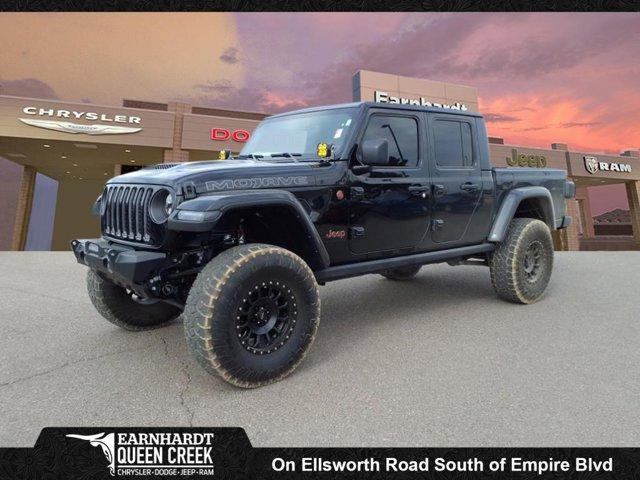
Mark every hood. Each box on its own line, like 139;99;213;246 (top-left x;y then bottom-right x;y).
108;159;321;195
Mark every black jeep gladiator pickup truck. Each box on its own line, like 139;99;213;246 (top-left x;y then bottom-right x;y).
72;101;575;388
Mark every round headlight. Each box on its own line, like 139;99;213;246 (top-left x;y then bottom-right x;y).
149;189;174;224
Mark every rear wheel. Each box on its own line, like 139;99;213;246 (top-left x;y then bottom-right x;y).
183;243;320;388
380;264;422;281
489;218;554;304
86;270;181;330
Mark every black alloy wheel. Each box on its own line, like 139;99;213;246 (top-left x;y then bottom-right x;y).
489;217;554;304
235;281;297;355
523;240;544;283
183;243;321;388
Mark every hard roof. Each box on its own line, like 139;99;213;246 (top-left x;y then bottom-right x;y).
270;101;483;118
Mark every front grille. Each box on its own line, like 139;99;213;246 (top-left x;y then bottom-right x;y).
101;184;166;246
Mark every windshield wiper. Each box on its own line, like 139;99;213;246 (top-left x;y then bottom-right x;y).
270;153;302;159
235;154;264;160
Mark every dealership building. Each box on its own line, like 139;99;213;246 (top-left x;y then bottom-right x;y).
1;70;639;251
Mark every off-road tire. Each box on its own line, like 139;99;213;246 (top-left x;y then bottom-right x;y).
489;218;554;304
380;264;422;281
183;243;321;388
86;270;182;330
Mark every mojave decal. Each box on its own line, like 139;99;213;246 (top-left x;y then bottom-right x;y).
205;176;311;191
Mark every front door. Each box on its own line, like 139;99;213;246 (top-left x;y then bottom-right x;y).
427;114;483;245
348;111;431;256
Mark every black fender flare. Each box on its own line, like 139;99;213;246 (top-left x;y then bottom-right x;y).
487;186;556;243
168;189;330;269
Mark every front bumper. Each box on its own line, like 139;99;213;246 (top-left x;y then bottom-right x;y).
71;238;167;287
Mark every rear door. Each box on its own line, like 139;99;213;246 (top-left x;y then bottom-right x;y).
427;114;483;245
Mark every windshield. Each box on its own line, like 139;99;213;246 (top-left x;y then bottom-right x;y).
239;107;358;159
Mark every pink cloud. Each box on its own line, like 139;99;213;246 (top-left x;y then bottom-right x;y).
259;91;308;111
482;91;640;154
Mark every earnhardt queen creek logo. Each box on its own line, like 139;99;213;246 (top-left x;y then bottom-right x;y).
65;431;216;476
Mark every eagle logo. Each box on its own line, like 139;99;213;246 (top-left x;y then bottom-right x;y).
584;156;599;174
19;118;142;135
66;432;116;475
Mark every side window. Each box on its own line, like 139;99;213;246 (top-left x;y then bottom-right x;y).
433;119;474;168
362;115;419;167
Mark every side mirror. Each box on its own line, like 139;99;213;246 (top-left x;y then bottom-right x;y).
361;138;390;166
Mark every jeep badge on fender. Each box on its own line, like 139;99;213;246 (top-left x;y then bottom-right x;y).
72;101;574;388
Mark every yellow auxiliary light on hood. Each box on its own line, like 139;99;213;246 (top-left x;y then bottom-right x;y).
317;143;329;158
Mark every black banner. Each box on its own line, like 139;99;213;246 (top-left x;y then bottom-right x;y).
0;427;638;479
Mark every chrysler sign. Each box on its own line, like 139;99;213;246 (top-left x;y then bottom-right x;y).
374;91;469;111
19;106;143;135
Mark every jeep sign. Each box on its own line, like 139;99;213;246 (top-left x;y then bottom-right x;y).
507;149;547;168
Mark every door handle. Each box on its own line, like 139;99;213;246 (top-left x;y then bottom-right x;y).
408;185;430;197
349;226;365;238
433;184;446;198
460;182;480;193
350;186;365;200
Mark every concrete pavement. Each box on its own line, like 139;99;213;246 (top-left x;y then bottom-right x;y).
0;252;638;447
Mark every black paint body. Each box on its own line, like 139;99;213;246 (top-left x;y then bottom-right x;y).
72;102;572;303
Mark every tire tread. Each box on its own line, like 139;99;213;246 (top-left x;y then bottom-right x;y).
183;243;320;388
86;270;180;330
489;218;553;304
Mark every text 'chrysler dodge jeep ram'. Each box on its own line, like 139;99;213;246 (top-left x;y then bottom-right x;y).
72;101;575;388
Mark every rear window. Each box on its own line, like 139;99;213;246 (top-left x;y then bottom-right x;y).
433;120;474;168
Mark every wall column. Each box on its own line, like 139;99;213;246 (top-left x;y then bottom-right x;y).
554;199;581;251
165;101;192;163
10;165;37;251
50;180;103;251
575;187;594;237
626;180;640;248
551;230;565;251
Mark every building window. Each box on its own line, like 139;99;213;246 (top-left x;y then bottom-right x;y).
434;120;474;168
362;115;419;167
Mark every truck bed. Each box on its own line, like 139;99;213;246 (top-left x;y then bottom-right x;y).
492;167;569;226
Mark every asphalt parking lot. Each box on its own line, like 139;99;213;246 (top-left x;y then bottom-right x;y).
1;251;638;447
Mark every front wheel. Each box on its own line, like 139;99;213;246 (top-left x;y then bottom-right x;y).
183;244;320;388
86;270;182;330
489;218;554;304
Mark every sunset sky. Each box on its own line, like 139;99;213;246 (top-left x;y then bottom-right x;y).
1;12;639;216
1;12;639;155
